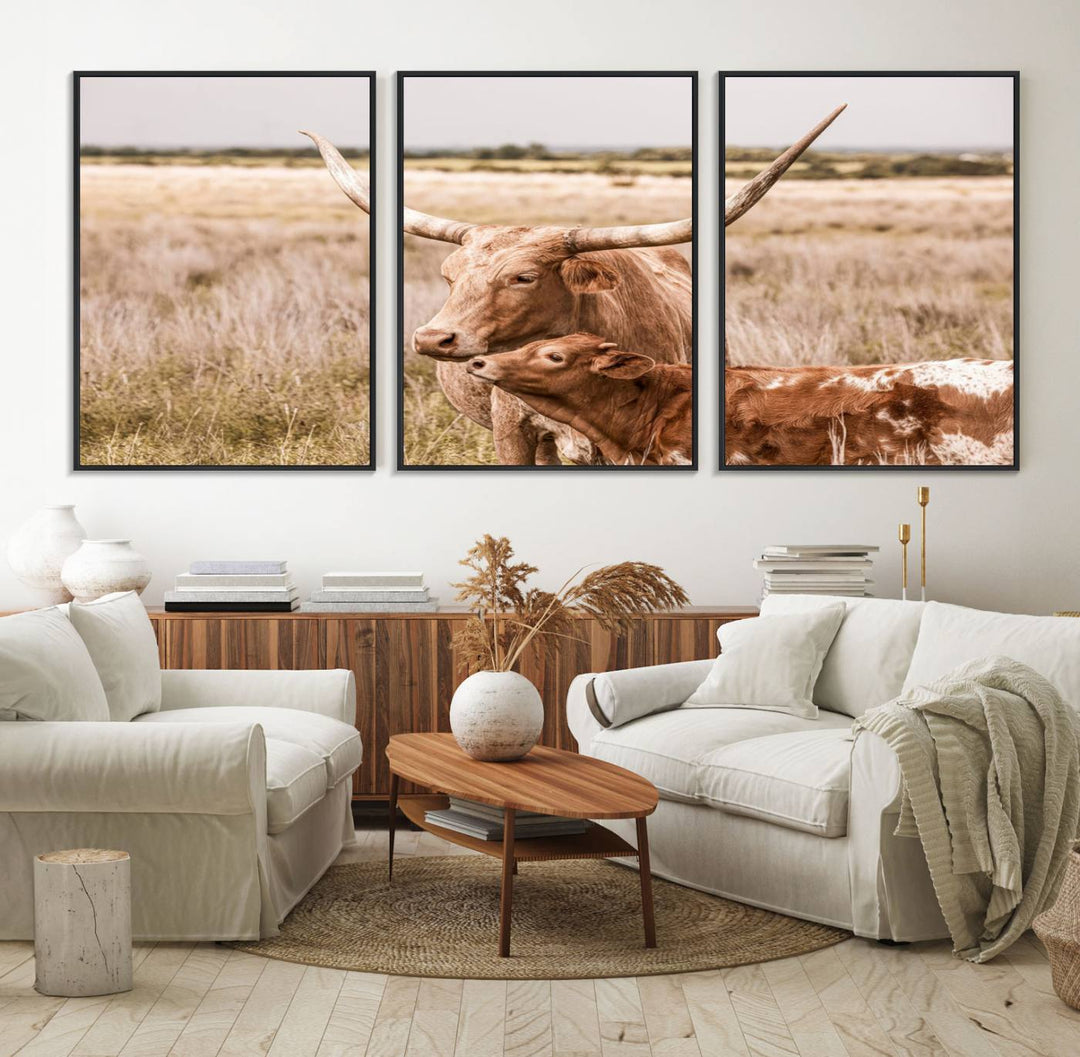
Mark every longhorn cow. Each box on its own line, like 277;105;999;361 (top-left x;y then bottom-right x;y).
303;106;846;465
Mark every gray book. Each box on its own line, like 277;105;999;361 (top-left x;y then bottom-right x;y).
176;573;293;589
322;571;424;588
166;588;299;603
190;560;287;575
299;599;438;613
309;588;430;603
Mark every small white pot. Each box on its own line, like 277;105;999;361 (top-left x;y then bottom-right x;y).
450;670;544;762
61;539;152;603
6;505;87;605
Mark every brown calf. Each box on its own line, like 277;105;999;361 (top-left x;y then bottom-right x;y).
726;359;1014;466
466;333;693;466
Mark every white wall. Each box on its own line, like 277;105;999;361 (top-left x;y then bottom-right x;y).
2;0;1078;615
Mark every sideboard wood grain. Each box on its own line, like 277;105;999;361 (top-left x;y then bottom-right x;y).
148;607;757;799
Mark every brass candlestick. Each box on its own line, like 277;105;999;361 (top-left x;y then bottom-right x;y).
898;523;911;601
917;486;930;601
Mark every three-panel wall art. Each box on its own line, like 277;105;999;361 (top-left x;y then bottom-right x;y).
74;70;1018;472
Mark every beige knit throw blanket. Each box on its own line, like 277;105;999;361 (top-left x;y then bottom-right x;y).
856;656;1080;962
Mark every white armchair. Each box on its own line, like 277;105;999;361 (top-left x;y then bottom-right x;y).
0;601;361;942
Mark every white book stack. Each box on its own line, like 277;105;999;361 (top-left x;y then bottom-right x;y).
164;561;299;612
299;572;438;613
753;545;879;599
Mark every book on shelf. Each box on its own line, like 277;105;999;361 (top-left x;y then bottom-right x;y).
423;807;588;841
754;559;872;571
298;600;438;613
309;588;430;604
165;588;299;604
164;600;300;613
189;560;288;575
322;571;424;589
761;545;879;557
175;573;293;589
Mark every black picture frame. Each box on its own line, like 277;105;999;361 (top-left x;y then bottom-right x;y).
73;70;376;471
396;70;698;471
720;70;1019;471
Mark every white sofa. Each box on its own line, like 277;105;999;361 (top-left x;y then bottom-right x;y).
0;595;362;941
568;596;1080;941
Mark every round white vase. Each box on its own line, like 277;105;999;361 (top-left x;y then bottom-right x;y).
449;670;544;762
6;505;87;605
61;540;152;603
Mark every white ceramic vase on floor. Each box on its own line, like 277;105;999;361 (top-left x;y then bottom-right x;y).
61;540;152;603
6;505;87;605
449;670;544;762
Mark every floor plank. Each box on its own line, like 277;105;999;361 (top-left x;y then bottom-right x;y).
834;940;947;1057
551;979;601;1057
266;965;346;1057
636;974;700;1057
116;945;230;1057
595;977;649;1057
454;978;506;1057
723;963;800;1057
168;949;266;1057
678;970;750;1057
366;975;421;1057
504;980;553;1057
761;956;848;1057
405;978;463;1057
316;971;387;1057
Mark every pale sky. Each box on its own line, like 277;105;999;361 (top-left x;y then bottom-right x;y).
79;76;371;150
403;75;692;151
725;75;1014;151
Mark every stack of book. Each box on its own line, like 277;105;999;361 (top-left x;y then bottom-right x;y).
753;545;878;599
424;797;588;841
164;560;298;612
300;571;437;613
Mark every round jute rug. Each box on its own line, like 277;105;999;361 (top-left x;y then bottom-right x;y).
232;856;848;979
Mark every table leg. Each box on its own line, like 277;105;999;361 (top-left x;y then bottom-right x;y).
388;772;399;884
499;808;516;957
636;815;657;948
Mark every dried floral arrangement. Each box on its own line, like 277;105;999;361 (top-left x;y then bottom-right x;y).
453;534;688;673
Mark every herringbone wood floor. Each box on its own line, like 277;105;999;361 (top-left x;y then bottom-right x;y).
2;825;1079;1056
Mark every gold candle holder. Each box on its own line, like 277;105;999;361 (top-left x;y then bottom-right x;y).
898;523;911;601
917;486;930;601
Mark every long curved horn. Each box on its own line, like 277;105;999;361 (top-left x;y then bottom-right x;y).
301;131;474;245
563;217;693;253
724;104;846;227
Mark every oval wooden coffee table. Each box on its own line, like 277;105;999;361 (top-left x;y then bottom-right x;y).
386;733;659;958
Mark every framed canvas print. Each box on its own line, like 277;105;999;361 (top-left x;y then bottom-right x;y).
75;71;375;470
388;71;696;470
721;71;1018;470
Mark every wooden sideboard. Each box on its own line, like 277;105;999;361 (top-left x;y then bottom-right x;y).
144;607;757;800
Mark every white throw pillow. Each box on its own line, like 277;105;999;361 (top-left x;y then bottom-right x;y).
684;606;845;719
903;601;1080;710
0;607;110;721
68;591;162;721
760;594;925;716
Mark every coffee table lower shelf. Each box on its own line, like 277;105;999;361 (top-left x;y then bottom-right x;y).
398;795;637;861
391;793;656;957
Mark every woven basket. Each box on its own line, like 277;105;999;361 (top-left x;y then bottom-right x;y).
1034;849;1080;1009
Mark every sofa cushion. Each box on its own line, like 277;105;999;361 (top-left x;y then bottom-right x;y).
761;594;925;717
265;739;328;833
68;592;162;721
0;608;110;721
685;606;844;718
903;602;1080;709
136;705;362;788
588;659;714;729
589;706;852;804
698;729;854;837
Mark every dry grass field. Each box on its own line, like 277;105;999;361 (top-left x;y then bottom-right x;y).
402;166;693;466
79;161;371;467
724;175;1014;368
